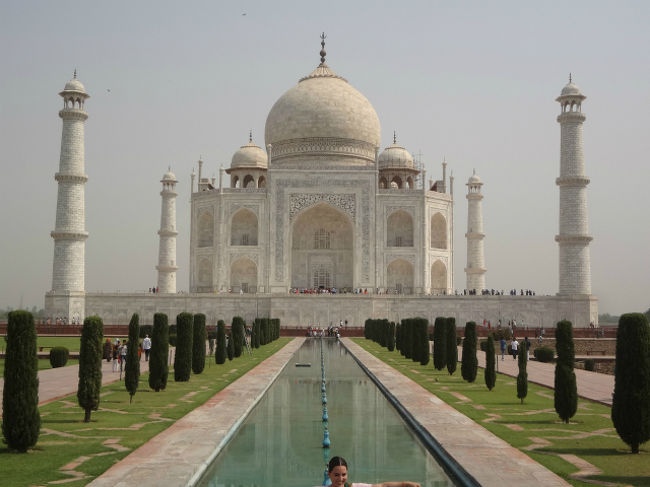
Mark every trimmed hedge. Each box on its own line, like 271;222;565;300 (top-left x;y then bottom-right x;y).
50;346;69;368
2;310;40;451
534;346;554;363
517;340;528;404
231;316;245;357
445;317;457;375
484;335;496;391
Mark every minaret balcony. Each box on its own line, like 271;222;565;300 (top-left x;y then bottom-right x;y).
557;112;585;123
58;109;88;121
55;173;88;183
555;234;593;243
158;229;178;237
555;176;590;186
50;230;88;240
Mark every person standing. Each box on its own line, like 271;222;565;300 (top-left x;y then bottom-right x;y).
511;337;519;360
500;337;507;360
525;336;531;360
142;334;152;361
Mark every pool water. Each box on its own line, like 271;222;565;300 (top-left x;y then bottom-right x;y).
198;338;453;487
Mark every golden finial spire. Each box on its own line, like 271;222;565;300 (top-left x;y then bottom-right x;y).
320;32;327;64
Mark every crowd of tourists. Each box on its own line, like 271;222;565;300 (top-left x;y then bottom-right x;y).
103;335;152;372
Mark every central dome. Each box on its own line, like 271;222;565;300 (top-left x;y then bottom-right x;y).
264;63;381;165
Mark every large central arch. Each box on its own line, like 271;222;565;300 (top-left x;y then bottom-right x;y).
291;203;353;289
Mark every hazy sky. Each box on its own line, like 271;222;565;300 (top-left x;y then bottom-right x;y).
1;1;649;315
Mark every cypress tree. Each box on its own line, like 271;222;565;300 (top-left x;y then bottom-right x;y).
174;312;193;381
418;318;430;366
433;317;446;371
192;313;207;374
2;310;40;451
554;320;578;423
226;333;234;360
254;318;261;348
402;319;412;359
387;321;396;352
517;340;528;404
485;334;496;391
149;313;169;391
77;315;104;423
446;317;457;375
612;313;650;453
125;313;140;403
231;316;245;357
461;321;478;382
395;322;402;353
215;320;226;364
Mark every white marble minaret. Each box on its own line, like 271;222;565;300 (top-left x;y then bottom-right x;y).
465;170;486;291
555;76;592;295
156;168;179;293
46;72;89;322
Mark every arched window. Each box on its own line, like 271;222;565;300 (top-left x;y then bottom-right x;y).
379;177;388;189
431;260;447;293
231;208;258;246
386;259;414;295
230;258;257;294
406;177;414;189
387;210;413;247
198;211;213;247
232;175;240;188
198;258;212;284
391;176;402;189
313;228;331;249
430;212;447;249
243;174;255;188
258;176;266;188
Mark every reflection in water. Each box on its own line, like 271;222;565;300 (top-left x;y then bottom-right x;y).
198;339;452;487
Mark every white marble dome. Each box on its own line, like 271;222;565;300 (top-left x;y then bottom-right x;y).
468;170;482;184
378;142;414;170
561;81;582;96
264;63;381;164
64;78;86;93
231;140;268;169
162;169;177;181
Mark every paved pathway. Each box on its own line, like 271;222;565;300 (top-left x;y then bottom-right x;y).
471;347;615;405
0;358;150;416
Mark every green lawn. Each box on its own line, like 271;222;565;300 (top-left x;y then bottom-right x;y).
353;339;650;487
0;338;291;487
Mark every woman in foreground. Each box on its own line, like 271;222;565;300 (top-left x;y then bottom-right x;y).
326;456;421;487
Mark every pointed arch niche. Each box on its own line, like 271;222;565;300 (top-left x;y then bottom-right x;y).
430;212;447;249
198;211;214;247
387;210;413;247
386;259;414;294
291;203;353;289
231;209;258;246
230;257;257;293
430;259;447;294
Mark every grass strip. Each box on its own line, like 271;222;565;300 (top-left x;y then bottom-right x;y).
353;338;650;487
0;337;291;487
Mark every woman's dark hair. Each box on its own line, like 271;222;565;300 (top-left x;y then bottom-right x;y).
328;456;348;473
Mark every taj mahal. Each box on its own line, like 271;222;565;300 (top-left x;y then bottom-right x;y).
44;38;598;328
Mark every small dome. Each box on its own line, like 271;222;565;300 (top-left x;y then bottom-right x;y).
64;78;86;93
231;140;268;169
378;142;414;170
468;170;481;184
162;169;177;181
561;81;582;96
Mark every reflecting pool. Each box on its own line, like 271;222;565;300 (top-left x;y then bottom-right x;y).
198;338;453;487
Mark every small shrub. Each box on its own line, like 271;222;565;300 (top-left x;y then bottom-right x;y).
49;346;69;368
584;359;595;371
534;347;554;363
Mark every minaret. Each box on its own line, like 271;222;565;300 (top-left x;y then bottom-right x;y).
156;168;179;293
555;76;592;295
465;170;486;291
47;71;89;321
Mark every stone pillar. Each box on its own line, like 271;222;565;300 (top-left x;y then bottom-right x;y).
555;78;592;295
46;72;89;322
156;169;179;293
464;170;486;292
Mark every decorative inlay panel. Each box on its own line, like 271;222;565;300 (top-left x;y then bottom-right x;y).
289;193;356;222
